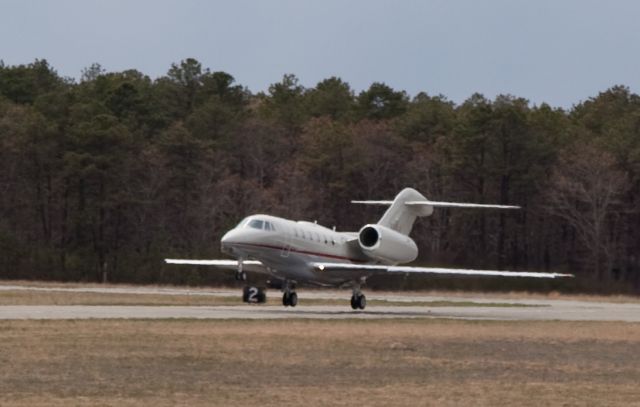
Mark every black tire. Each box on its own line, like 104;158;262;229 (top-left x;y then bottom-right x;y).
289;292;298;307
257;291;267;304
358;294;366;310
350;295;358;310
282;292;290;307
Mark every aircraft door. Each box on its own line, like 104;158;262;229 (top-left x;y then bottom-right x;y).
280;226;292;258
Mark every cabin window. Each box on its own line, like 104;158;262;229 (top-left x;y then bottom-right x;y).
248;219;264;230
331;239;335;245
237;219;250;228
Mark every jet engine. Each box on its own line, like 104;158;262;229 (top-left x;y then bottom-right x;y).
358;224;418;264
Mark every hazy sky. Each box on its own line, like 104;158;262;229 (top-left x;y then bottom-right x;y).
1;0;639;107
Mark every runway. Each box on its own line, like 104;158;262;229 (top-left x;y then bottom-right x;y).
1;284;639;321
0;302;639;321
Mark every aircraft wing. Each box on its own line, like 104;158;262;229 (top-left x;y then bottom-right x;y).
311;262;573;279
164;259;268;274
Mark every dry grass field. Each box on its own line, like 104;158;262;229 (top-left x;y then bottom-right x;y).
0;290;240;306
1;319;640;406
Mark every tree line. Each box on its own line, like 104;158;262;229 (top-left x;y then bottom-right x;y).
0;58;638;292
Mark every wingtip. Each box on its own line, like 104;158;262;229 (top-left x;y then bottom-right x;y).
552;272;574;278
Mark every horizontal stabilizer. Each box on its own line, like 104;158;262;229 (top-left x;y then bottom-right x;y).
351;200;394;205
351;200;520;210
406;201;520;210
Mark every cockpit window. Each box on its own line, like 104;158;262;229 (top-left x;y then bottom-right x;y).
265;222;276;231
248;219;264;230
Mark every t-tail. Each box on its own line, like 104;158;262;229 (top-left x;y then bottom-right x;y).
352;187;520;236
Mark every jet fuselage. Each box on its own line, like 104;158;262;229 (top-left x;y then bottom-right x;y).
221;214;369;286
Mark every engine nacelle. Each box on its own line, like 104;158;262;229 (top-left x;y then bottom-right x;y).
358;224;418;264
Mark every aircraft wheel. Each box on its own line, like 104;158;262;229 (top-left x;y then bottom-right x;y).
357;294;366;310
282;292;290;307
289;292;298;307
350;295;358;310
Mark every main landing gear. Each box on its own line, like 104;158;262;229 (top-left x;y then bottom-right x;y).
282;281;298;307
350;285;366;310
282;291;298;307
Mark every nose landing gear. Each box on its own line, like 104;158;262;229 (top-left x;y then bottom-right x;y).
235;260;247;281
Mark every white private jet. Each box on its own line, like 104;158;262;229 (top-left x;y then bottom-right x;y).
165;188;572;309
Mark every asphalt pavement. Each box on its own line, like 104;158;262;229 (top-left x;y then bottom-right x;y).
1;284;639;321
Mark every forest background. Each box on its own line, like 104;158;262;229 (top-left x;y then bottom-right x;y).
1;58;638;293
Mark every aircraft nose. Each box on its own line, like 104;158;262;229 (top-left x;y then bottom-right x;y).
220;229;239;254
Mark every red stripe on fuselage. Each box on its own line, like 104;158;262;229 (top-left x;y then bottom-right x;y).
234;242;366;263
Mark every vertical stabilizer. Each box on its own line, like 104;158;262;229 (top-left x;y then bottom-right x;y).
377;188;433;235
